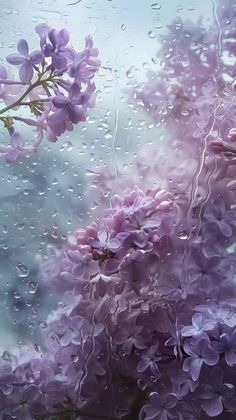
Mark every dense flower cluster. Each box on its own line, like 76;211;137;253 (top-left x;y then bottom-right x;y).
0;25;100;162
1;178;236;419
0;0;236;419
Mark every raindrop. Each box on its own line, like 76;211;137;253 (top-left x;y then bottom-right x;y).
148;30;157;39
2;225;7;233
178;231;189;240
91;202;98;210
121;24;126;30
151;3;161;10
38;320;48;329
27;281;38;294
126;67;135;78
137;378;147;390
104;131;113;140
2;384;13;395
115;407;130;418
151;374;159;382
16;264;29;278
181;110;189;116
67;0;82;4
71;354;79;363
34;343;42;352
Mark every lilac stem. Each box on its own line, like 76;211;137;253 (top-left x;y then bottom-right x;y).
0;72;54;116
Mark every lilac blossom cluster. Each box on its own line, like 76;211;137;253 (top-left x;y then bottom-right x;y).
0;1;236;419
1;181;236;419
0;24;100;162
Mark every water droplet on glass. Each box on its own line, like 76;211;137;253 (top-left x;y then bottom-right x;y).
178;231;189;240
148;30;157;39
151;3;161;10
2;384;13;395
71;354;79;363
2;225;7;233
115;407;130;418
38;320;48;329
126;66;135;78
27;281;37;294
16;264;29;278
137;378;147;390
34;343;42;352
104;131;113;140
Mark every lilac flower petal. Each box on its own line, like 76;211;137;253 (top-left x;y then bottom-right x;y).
52;95;68;108
225;350;236;366
6;54;26;65
35;23;50;39
30;50;43;64
67;250;83;263
57;29;70;47
43;43;54;57
165;394;178;409
5;148;21;162
48;29;57;47
67;105;85;124
203;348;219;366
181;326;197;337
19;62;34;83
60;46;75;60
0;65;7;79
218;220;232;237
203;397;223;417
184;357;203;381
17;39;29;56
51;53;67;70
11;132;25;149
69;82;81;100
87;260;100;275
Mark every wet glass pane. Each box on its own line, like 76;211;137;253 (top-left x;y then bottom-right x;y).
0;0;235;418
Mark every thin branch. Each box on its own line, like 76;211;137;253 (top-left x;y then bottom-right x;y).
0;72;52;116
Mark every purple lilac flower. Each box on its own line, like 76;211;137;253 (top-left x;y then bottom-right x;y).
183;336;219;381
69;35;100;82
0;25;100;161
46;82;96;140
6;39;43;83
66;246;100;281
35;23;50;49
195;303;236;329
43;28;75;70
90;230;121;252
139;392;178;420
112;320;146;354
0;132;35;163
200;367;236;417
52;82;87;119
181;313;217;337
137;344;161;376
212;330;236;366
4;385;46;420
190;251;223;293
204;199;233;238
